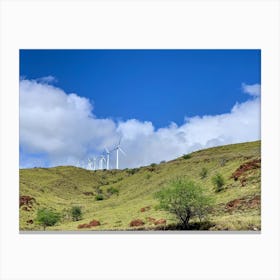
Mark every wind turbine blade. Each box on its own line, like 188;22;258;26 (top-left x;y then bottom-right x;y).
105;147;109;153
119;147;126;156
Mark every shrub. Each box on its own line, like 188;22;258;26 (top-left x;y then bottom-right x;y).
183;154;191;160
160;160;166;164
127;168;139;175
212;173;225;192
107;187;119;196
36;208;60;230
71;206;82;221
150;163;157;167
155;178;213;229
199;167;208;179
95;194;104;201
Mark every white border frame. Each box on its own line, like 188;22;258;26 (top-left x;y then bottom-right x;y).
1;1;279;279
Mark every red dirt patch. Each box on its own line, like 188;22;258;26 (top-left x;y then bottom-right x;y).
20;195;36;207
140;206;151;212
77;219;101;229
77;223;90;229
247;195;261;208
129;219;145;227
225;195;261;212
231;159;261;181
231;159;261;187
154;219;166;225
89;219;101;227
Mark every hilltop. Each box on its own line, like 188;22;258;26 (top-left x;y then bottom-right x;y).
20;140;261;231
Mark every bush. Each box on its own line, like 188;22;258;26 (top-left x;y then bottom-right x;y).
127;168;139;175
183;154;191;160
150;163;157;167
155;178;213;229
71;206;82;221
199;167;208;179
95;194;104;201
107;187;119;196
212;173;225;192
36;208;60;230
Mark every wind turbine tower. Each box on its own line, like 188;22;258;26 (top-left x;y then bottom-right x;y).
93;157;97;171
87;158;92;170
105;148;111;170
99;155;106;170
114;138;126;169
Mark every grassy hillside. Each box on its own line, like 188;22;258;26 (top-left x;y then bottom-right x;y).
19;140;261;231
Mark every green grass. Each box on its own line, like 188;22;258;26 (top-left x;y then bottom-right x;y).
20;140;261;231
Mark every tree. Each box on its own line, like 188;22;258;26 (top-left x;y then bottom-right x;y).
155;179;213;229
36;208;60;230
71;206;82;221
212;173;225;192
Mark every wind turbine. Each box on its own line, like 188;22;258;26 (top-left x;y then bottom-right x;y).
93;156;97;171
87;158;93;170
99;155;106;170
105;148;111;170
113;138;126;169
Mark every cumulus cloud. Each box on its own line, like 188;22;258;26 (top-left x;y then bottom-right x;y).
19;79;261;169
20;79;119;167
242;83;261;97
36;75;57;84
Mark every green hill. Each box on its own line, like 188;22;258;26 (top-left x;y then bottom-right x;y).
19;140;261;231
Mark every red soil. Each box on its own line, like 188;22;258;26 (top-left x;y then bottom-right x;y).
225;195;261;212
129;219;145;227
140;206;151;212
89;219;101;227
20;195;36;207
231;159;261;181
77;219;101;229
154;219;166;225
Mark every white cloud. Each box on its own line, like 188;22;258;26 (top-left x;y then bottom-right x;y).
242;83;261;97
36;75;57;84
20;79;119;166
20;79;261;169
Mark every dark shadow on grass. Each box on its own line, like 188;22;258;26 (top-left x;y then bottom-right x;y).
128;221;215;231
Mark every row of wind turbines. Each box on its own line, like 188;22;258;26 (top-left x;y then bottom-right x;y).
77;138;126;170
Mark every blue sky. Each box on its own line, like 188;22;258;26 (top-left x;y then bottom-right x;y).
20;50;260;128
19;50;261;169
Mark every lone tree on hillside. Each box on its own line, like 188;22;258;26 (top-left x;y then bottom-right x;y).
36;208;60;230
155;179;213;229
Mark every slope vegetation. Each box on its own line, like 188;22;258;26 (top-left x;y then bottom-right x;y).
20;141;261;231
